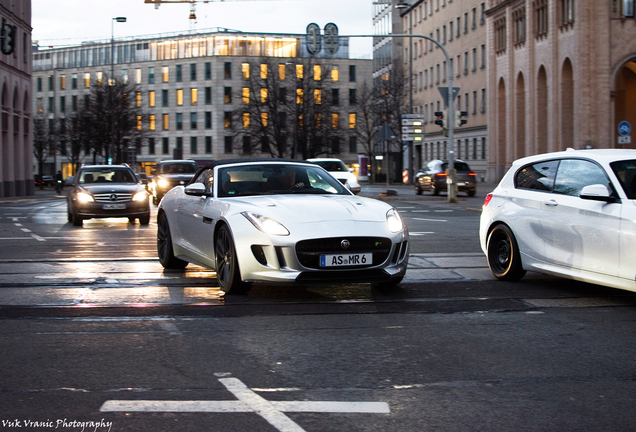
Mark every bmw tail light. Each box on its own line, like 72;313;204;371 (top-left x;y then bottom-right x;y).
483;193;493;208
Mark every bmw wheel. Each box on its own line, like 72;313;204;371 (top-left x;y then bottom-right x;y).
215;224;250;295
157;212;188;269
487;224;526;281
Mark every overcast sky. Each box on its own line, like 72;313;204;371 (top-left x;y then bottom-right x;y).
31;0;375;58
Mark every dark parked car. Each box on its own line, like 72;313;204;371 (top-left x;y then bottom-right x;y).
149;160;198;205
415;160;477;197
66;164;150;226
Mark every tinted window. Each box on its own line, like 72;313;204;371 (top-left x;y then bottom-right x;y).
553;159;610;197
611;159;636;199
193;168;214;194
158;162;198;174
515;160;559;192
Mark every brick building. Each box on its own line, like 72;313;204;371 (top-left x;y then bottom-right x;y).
486;0;636;181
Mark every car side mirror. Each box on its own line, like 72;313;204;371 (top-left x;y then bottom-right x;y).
184;182;207;196
580;184;618;203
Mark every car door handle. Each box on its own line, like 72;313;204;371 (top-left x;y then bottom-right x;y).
544;200;559;207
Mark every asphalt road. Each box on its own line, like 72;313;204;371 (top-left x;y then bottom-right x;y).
2;189;636;432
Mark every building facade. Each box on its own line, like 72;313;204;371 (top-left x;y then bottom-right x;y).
1;0;32;197
399;0;489;181
486;0;636;181
32;28;372;178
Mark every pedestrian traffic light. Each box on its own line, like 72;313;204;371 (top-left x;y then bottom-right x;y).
455;110;468;128
1;24;16;55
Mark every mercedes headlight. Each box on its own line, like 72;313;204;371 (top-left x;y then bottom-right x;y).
133;191;148;202
386;208;404;233
157;178;170;188
242;212;290;236
76;192;94;203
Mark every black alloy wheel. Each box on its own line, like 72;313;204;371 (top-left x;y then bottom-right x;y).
215;224;250;295
157;212;188;269
487;224;526;281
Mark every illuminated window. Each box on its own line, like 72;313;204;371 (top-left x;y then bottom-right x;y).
296;64;304;79
331;66;339;81
60;75;66;90
136;92;142;107
332;113;339;129
261;88;268;103
149;91;155;107
242;63;250;79
163;114;169;130
242;87;250;104
84;73;90;88
349;113;356;129
96;72;103;86
176;89;183;106
135;69;141;84
296;89;304;104
224;87;232;104
162;66;169;82
191;88;198;105
314;65;321;80
137;115;142;131
314;89;321;104
261;112;268;127
279;64;286;80
243;112;250;128
224;111;232;128
315;113;321;128
261;64;268;79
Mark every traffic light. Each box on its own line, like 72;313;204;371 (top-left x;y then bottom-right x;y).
434;110;448;129
455;110;468;128
1;24;16;55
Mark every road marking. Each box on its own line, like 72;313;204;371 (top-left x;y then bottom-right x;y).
100;375;390;432
410;232;434;236
30;233;46;242
20;228;31;233
412;218;448;222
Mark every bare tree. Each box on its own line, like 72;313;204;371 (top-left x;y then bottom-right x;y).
32;116;51;187
232;57;343;160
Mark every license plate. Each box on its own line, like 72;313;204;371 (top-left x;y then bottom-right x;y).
103;204;126;210
320;253;372;267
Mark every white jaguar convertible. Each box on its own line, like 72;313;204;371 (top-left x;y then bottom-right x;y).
157;159;409;294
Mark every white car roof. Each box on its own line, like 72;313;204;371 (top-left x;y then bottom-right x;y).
512;148;636;167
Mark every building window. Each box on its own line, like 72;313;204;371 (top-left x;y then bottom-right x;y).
135;69;141;84
495;17;506;54
149;91;155;107
205;87;212;105
332;65;339;81
279;63;286;80
205;62;212;80
560;0;575;27
349;65;357;82
190;137;198;154
60;75;66;90
148;138;156;154
243;112;250;128
84;73;90;88
513;7;526;46
72;74;77;89
176;64;182;82
332;113;339;129
332;88;340;105
349;113;356;129
163;114;169;130
190;63;197;81
176;113;183;130
37;77;42;92
148;67;155;84
190;112;197;129
162;66;169;82
162;89;169;107
205;111;212;129
481;44;486;68
261;63;268;79
149;114;155;130
480;2;486;25
162;137;169;154
224;62;232;79
472;48;477;72
224;136;233;153
481;88;486;113
314;65;321;80
136;92;142;107
224;112;232;128
349;88;357;105
205;136;212;153
176;89;183;106
472;7;477;30
243;87;250;104
242;63;250;79
224;87;232;104
349;136;357;153
535;0;548;38
296;64;304;79
625;0;635;17
191;88;198;105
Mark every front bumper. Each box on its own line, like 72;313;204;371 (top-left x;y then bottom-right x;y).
75;201;150;219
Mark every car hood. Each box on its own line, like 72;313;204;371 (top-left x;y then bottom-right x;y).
228;194;389;224
79;184;143;194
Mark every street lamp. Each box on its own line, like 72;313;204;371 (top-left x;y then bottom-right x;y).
111;17;126;83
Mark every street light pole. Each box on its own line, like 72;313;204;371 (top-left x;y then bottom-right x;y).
111;17;126;83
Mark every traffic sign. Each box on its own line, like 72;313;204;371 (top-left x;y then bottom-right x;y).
402;119;423;126
618;136;632;144
306;23;321;55
402;114;425;119
402;134;423;141
619;121;631;136
438;87;460;107
324;22;339;55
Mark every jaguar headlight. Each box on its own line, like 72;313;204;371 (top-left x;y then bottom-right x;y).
76;192;94;203
242;212;290;236
133;191;148;202
386;208;404;233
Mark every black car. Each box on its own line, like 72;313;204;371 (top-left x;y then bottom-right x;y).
149;160;198;205
415;160;477;197
67;165;150;226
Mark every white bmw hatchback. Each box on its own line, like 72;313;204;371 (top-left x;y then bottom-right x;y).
480;149;636;292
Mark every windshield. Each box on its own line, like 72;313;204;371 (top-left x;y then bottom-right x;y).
441;162;471;172
218;164;347;197
610;159;636;198
312;160;348;172
79;168;136;184
158;162;198;174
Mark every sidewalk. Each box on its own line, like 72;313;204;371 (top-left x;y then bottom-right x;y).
0;187;66;204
